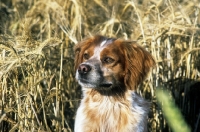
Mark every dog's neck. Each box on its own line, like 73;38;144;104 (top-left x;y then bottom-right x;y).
82;87;130;101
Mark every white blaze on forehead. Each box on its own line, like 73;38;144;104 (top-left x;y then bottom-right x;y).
100;38;114;47
100;40;107;47
92;38;115;60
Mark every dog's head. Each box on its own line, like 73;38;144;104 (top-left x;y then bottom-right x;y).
74;35;155;93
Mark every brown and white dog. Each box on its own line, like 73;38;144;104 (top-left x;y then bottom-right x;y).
74;35;155;132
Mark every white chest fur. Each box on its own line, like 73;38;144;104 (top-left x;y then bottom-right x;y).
74;89;149;132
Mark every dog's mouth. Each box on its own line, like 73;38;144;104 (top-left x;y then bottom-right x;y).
78;79;113;89
78;78;89;84
99;83;112;88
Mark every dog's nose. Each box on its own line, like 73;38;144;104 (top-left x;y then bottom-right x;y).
78;64;91;74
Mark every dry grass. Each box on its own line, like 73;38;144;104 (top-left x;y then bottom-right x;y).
0;0;200;131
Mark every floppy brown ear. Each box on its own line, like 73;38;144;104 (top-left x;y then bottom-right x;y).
122;41;155;90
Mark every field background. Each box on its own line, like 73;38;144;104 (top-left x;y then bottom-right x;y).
0;0;200;131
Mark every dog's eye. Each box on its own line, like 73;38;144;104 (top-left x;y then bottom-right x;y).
83;53;90;60
102;57;114;64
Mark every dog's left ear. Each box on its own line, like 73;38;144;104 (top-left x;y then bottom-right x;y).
122;41;155;90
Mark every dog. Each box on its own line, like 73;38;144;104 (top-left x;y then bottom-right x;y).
74;35;155;132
